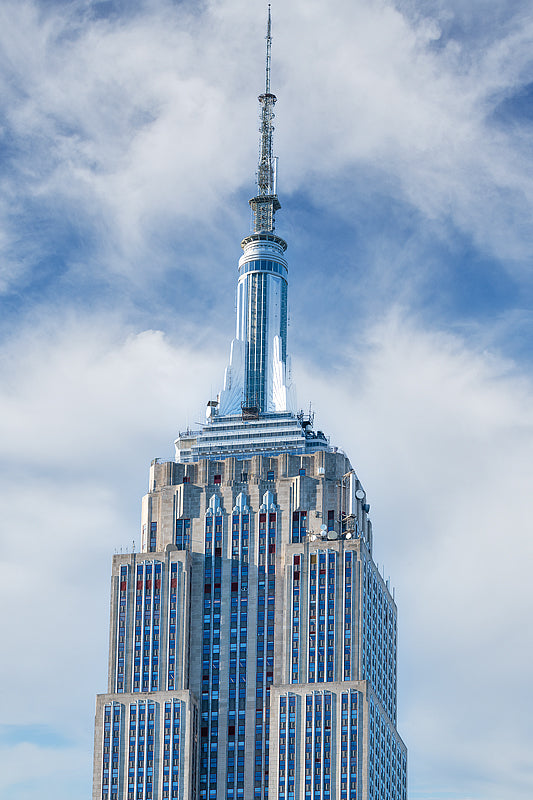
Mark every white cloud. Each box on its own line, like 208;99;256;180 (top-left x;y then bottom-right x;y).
0;0;532;294
0;1;532;799
298;309;533;799
1;307;532;798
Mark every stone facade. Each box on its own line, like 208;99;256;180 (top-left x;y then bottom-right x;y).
92;450;407;800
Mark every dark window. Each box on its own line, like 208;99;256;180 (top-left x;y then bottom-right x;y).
267;470;274;481
214;474;221;485
299;468;306;476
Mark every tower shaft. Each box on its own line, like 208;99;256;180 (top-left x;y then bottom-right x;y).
92;11;407;800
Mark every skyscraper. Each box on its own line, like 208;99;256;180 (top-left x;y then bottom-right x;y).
92;11;407;800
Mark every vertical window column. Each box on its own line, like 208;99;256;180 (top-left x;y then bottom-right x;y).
175;519;191;549
278;695;287;800
127;703;137;800
200;515;213;800
146;702;155;799
317;552;326;682
167;563;178;689
149;522;157;552
201;511;223;800
116;565;128;692
142;566;152;692
292;511;307;543
101;703;122;800
307;553;317;683
253;511;276;799
170;700;181;800
326;552;336;682
348;691;358;800
237;513;249;798
152;566;161;691
253;512;266;800
313;693;324;800
287;695;296;800
343;552;352;680
133;565;144;692
340;693;349;800
291;555;300;684
227;513;240;798
163;703;172;799
305;696;313;799
323;694;332;800
136;702;146;799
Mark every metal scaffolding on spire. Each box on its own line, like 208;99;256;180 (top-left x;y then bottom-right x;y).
250;4;281;233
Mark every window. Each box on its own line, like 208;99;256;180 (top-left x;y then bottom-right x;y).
299;468;306;476
214;474;222;485
267;470;274;481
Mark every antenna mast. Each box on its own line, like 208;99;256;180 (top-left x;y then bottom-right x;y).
265;4;272;94
250;4;281;233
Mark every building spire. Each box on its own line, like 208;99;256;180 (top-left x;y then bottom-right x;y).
265;3;272;94
250;4;281;232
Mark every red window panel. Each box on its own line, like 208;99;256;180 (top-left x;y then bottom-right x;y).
120;581;127;591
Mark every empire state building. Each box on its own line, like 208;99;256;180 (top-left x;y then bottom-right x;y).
92;10;408;800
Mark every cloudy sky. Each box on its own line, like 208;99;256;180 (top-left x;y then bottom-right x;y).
0;0;532;798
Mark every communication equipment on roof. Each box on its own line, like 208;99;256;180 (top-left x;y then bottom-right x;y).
355;489;365;500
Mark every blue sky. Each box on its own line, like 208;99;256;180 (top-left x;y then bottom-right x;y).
0;1;532;798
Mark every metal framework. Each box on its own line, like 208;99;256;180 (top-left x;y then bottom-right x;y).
250;5;281;232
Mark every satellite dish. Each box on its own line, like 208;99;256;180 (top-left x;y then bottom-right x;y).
355;489;365;500
320;524;327;532
310;534;317;541
345;532;352;540
327;530;337;540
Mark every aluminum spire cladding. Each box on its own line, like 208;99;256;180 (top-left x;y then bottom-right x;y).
174;9;329;461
